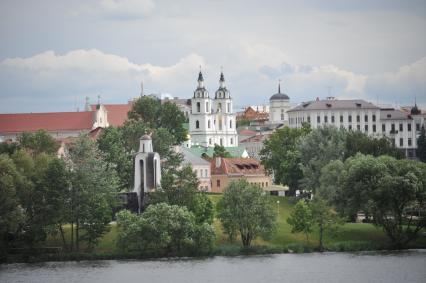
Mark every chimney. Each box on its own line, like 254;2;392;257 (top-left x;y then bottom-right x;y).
215;157;222;168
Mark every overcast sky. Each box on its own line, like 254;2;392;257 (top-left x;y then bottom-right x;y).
0;0;425;113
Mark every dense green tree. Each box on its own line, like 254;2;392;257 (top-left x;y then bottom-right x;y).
344;130;404;159
18;130;59;156
116;204;215;255
213;144;231;158
68;134;119;251
127;96;187;144
320;154;426;248
260;125;310;195
0;155;24;255
0;141;20;155
217;179;277;247
417;126;426;162
287;199;313;242
150;164;213;224
298;126;346;193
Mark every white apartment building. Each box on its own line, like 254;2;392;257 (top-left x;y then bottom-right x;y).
287;98;425;158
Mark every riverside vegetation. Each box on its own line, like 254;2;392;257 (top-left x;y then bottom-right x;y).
1;97;426;262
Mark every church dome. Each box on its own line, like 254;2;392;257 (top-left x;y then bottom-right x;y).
215;71;230;99
193;71;209;98
270;82;289;101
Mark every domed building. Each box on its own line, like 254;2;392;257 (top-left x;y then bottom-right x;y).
269;82;291;124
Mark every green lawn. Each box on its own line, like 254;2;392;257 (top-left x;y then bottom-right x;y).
46;195;426;253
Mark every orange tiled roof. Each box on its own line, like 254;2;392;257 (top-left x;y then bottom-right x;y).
211;157;267;176
0;112;94;133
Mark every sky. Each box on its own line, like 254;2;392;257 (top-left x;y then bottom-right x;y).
0;0;425;113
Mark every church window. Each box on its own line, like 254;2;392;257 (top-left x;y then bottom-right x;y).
219;119;223;130
230;138;233;145
206;102;209;112
197;102;201;112
209;138;212;145
317;116;320;123
196;120;200;129
217;180;221;188
230;120;232;128
227;103;230;113
205;169;208;177
208;120;211;128
218;103;222;112
220;138;223;146
281;109;284;120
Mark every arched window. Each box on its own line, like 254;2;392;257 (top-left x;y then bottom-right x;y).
209;138;212;145
229;120;232;128
197;102;201;112
208;120;211;128
220;138;223;146
196;120;200;129
206;102;209;112
230;138;233;145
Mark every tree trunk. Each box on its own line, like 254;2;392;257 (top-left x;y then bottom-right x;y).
76;218;80;252
319;222;324;252
70;221;74;252
59;224;67;251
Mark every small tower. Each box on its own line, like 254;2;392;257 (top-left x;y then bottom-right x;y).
269;80;291;124
133;134;161;213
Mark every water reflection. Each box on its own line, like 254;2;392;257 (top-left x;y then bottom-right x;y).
1;250;425;283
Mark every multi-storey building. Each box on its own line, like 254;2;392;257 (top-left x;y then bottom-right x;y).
287;98;425;158
188;71;238;147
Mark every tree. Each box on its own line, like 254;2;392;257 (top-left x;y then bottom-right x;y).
260;125;310;195
417;126;426;162
310;198;343;252
213;144;231;158
344;130;404;159
217;179;277;247
67;134;119;251
321;154;426;248
298;126;346;193
18;130;59;156
150;164;213;224
287;199;313;242
0;154;24;255
116;204;215;255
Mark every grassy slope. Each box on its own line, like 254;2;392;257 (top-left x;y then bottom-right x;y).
46;195;426;253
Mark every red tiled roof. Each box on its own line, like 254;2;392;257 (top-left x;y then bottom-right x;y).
0;112;94;133
211;157;267;176
91;103;132;126
240;134;271;143
239;129;257;136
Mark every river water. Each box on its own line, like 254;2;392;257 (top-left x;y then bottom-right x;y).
1;250;426;283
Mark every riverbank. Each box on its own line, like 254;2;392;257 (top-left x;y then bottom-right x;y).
2;196;426;264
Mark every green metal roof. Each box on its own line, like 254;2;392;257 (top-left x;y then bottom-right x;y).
186;146;247;158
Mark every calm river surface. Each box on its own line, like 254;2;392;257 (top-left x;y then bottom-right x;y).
1;250;426;283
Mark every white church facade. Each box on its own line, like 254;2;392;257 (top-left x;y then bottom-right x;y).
189;71;238;147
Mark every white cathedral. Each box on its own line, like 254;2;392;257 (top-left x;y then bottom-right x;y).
188;70;238;147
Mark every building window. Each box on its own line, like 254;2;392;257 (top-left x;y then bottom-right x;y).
205;169;208;177
364;115;368;122
391;124;395;133
373;124;376;132
331;115;335;123
408;138;412;147
209;138;212;145
372;115;376;122
206;102;209;112
208;120;211;128
400;138;403;147
348;115;352;123
382;124;386;132
357;125;360;131
220;138;223;146
349;125;352;130
317;116;320;123
197;102;201;112
399;123;403;132
356;115;360;122
340;115;343;123
281;109;285;121
195;169;198;176
227;103;230;113
230;120;233;128
416;123;421;131
408;123;411;132
196;120;200;129
365;125;368;132
324;116;328;123
307;116;311;123
230;138;233;145
217;180;220;188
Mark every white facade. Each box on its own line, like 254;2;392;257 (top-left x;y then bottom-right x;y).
287;98;425;158
189;71;238;147
269;83;291;124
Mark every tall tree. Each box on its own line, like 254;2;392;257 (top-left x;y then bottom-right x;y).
213;144;231;158
298;126;346;193
18;130;59;156
260;124;310;195
217;179;277;247
67;134;119;251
